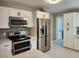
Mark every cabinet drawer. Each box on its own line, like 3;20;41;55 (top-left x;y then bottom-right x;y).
14;41;30;50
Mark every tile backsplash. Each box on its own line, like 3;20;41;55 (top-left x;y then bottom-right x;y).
0;27;28;39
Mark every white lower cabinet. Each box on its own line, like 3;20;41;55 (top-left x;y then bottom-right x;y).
74;39;79;50
31;39;37;49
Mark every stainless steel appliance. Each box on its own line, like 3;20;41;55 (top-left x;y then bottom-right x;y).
37;19;51;52
8;31;31;55
9;17;27;27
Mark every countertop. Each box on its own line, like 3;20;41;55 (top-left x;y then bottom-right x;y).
29;36;37;41
0;39;11;45
0;49;50;58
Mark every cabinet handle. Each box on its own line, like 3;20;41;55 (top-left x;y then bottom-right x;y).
43;15;45;17
3;45;9;47
67;28;69;31
17;12;20;16
67;23;69;26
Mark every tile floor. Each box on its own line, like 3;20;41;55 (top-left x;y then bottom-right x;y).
46;41;79;58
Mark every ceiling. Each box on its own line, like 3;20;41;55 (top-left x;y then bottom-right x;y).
2;0;79;13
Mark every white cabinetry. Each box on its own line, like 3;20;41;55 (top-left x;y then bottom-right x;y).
76;13;79;26
0;6;9;28
36;11;44;18
63;12;79;51
36;11;50;19
31;37;37;49
74;38;79;50
63;13;74;48
26;11;33;27
44;12;50;19
9;8;33;27
9;8;26;17
0;39;12;50
10;8;23;17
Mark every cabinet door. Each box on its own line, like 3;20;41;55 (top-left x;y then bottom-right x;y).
0;6;9;28
36;11;44;18
21;10;28;17
26;11;33;27
74;39;79;50
21;10;33;27
76;13;79;26
44;13;50;19
31;39;37;49
9;8;21;17
63;13;74;48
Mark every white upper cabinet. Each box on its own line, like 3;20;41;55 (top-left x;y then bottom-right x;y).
0;6;9;28
44;12;50;19
36;11;50;19
26;11;33;27
9;8;22;17
9;8;33;27
36;11;44;18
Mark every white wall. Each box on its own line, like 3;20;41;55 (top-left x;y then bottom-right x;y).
50;14;54;48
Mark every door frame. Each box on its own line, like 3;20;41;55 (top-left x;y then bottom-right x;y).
56;15;63;46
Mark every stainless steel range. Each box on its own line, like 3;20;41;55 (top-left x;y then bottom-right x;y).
8;31;31;55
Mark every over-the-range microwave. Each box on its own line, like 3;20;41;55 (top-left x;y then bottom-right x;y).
9;17;28;27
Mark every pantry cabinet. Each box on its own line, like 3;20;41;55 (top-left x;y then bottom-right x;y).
63;13;74;48
36;11;44;18
63;12;79;51
0;6;9;28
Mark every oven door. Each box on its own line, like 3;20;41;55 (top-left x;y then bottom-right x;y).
12;40;31;55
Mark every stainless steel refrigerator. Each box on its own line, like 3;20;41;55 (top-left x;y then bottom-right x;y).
37;18;51;52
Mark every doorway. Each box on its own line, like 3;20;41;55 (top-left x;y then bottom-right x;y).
56;16;63;47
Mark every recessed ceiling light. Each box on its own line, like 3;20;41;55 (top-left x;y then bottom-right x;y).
45;0;63;4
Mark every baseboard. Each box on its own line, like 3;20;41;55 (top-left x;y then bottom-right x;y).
63;46;79;52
